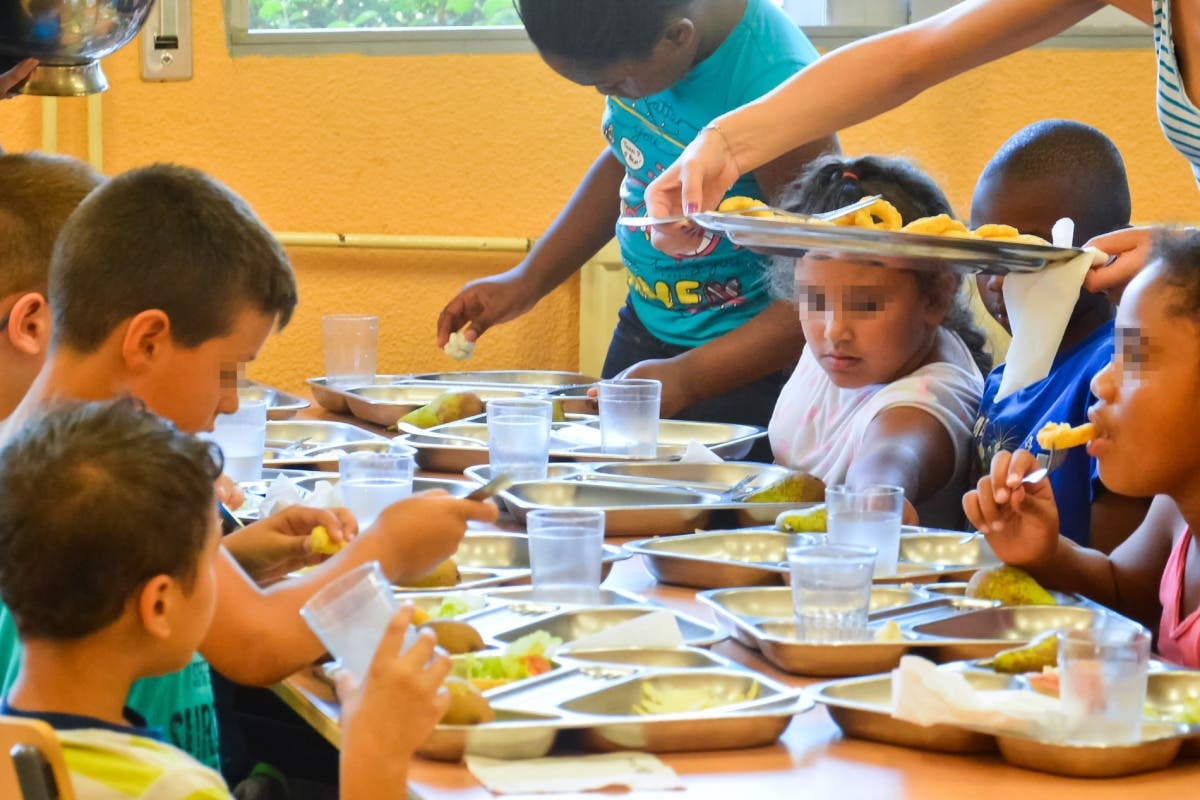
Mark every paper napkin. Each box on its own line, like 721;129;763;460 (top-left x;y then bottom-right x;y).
563;610;686;652
679;439;724;464
466;752;683;794
995;218;1108;401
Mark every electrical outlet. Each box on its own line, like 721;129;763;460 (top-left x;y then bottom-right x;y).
141;0;193;82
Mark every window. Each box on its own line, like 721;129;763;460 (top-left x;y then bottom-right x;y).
224;0;1148;57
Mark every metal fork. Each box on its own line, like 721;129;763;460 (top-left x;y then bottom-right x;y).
617;193;882;228
1021;448;1069;485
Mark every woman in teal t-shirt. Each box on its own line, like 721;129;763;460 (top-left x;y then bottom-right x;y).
438;0;838;457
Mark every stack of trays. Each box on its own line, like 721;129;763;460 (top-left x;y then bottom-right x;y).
384;588;808;762
626;529;1001;587
809;665;1200;777
698;588;1124;678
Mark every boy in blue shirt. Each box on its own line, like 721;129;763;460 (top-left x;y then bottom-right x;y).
438;0;837;457
969;119;1150;552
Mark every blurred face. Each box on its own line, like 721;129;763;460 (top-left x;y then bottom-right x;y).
1088;263;1200;498
795;254;941;389
539;22;697;99
137;307;276;434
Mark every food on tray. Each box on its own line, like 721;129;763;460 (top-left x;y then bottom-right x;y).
873;620;904;643
902;213;971;237
397;391;484;429
1035;421;1097;451
632;680;760;715
1027;668;1060;697
983;631;1060;674
308;525;344;556
1146;696;1200;724
972;223;1051;245
450;631;561;692
428;596;479;619
775;504;827;533
965;565;1057;606
405;558;461;589
440;677;496;725
833;197;903;230
718;195;775;217
551;398;567;423
745;471;826;504
444;322;475;361
422;619;486;654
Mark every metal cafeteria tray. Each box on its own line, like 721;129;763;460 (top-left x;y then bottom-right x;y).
1146;670;1200;758
994;722;1185;778
409;370;598;388
393;532;628;593
234;474;474;522
567;418;767;462
546;384;597;415
924;582;1085;606
483;605;726;650
306;374;412;414
501;481;720;537
808;670;1011;754
262;420;392;469
909;605;1111;662
626;531;819;589
343;382;535;427
690;211;1083;275
896;531;1001;581
241;380;310;420
400;420;599;473
591;461;792;493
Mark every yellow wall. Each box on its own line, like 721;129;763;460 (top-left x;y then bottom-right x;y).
3;8;1199;393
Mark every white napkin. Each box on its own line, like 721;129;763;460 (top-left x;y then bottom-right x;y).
995;217;1108;401
891;655;1063;738
679;439;723;464
563;610;685;652
262;474;344;517
466;752;683;795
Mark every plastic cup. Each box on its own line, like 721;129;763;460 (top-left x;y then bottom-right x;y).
339;444;416;528
1059;623;1151;744
787;544;876;642
205;397;268;483
526;509;605;603
826;485;904;577
300;561;412;681
323;314;378;386
486;398;553;482
598;378;661;458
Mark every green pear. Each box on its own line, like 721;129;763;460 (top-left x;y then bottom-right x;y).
398;392;484;429
987;631;1059;674
965;565;1057;606
775;505;828;533
745;472;826;504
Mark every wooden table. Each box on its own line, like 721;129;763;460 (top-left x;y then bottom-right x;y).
272;397;1200;798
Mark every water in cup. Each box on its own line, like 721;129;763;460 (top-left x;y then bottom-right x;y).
598;379;661;458
340;447;415;528
341;479;412;527
1059;624;1151;744
827;485;903;577
527;509;605;603
323;314;378;386
487;399;552;481
787;544;876;641
204;397;268;483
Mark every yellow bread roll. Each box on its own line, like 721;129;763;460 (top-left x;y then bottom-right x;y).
1035;422;1097;451
308;526;344;556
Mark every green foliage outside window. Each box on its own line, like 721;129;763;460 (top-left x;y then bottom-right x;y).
249;0;521;30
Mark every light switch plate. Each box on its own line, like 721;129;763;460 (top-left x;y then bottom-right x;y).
141;0;193;82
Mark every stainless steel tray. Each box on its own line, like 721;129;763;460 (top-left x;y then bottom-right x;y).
410;370;598;388
924;581;1085;606
305;374;412;414
994;723;1184;778
626;531;817;588
501;480;720;537
908;605;1110;661
1147;670;1200;758
808;669;1011;753
242;380;310;420
234;474;474;521
897;531;1001;581
691;211;1083;275
344;382;534;427
262;420;392;469
486;606;726;650
590;461;792;492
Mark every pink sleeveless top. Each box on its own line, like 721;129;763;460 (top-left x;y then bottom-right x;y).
1158;529;1200;668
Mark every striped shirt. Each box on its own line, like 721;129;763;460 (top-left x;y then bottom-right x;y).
1154;0;1200;184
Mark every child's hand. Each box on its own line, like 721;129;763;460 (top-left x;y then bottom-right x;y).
645;125;742;257
1083;226;1154;303
337;609;451;797
215;473;246;510
616;358;695;418
223;505;357;585
364;491;499;583
962;449;1061;568
436;271;533;348
0;59;36;99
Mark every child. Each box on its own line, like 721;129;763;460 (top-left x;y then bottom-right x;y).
969;120;1150;552
965;230;1200;667
0;152;103;419
768;155;986;528
437;0;837;456
0;163;498;772
0;399;447;799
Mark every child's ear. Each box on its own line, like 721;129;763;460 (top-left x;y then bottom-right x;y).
661;18;695;50
6;292;50;356
136;574;175;640
120;310;172;372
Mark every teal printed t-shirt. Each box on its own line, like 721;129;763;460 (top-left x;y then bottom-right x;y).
606;0;819;347
0;603;221;771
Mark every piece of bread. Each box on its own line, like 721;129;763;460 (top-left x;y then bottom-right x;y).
1035;422;1097;451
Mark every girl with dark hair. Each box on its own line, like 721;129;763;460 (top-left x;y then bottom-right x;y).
768;155;986;528
438;0;837;457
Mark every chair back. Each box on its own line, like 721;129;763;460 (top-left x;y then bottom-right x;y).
0;715;75;800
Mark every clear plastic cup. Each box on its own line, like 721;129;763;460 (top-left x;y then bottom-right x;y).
299;561;411;681
204;397;268;483
486;398;552;482
826;485;904;577
598;378;661;458
1059;623;1152;744
787;543;877;642
526;509;605;603
339;444;416;528
323;314;378;386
